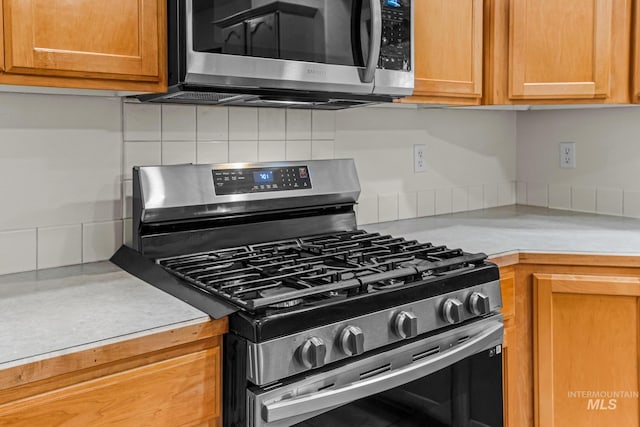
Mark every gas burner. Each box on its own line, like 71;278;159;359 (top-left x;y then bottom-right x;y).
259;286;304;308
157;230;489;312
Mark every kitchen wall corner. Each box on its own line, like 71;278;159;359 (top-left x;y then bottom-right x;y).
516;107;640;218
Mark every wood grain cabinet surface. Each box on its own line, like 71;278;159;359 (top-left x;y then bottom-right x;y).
0;0;167;92
0;318;227;427
404;0;483;105
492;253;640;427
633;0;640;103
534;274;640;427
484;0;631;104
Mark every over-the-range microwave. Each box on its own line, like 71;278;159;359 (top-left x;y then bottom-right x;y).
139;0;414;109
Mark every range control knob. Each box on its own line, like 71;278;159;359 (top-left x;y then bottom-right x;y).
442;298;464;324
393;311;418;339
468;292;491;315
297;337;326;369
339;326;365;356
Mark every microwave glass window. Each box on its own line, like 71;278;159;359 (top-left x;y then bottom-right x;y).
192;0;370;67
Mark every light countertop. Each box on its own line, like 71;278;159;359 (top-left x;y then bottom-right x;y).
4;205;640;372
364;205;640;257
0;262;208;369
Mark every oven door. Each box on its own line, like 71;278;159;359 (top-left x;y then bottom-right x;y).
248;315;503;427
185;0;410;95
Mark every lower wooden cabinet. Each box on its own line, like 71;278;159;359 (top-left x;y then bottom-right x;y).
493;253;640;427
534;274;640;427
0;318;227;427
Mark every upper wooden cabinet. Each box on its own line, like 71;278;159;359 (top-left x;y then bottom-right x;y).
0;2;3;72
633;0;640;102
0;0;167;92
484;0;631;104
404;0;484;105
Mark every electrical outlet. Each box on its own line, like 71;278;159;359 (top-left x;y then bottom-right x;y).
559;142;576;169
414;144;426;173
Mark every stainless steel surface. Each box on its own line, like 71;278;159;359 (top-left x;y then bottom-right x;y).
250;315;504;427
469;292;491;316
135;160;360;224
178;0;413;103
298;337;327;369
442;298;464;324
393;310;418;339
338;325;365;356
372;1;415;96
360;0;382;84
245;280;501;385
139;212;357;259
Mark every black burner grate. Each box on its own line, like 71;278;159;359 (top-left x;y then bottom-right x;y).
156;230;487;312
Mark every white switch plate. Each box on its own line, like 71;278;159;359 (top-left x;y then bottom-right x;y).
414;144;426;173
559;142;576;169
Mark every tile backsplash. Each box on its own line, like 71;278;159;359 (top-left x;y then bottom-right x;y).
0;92;517;275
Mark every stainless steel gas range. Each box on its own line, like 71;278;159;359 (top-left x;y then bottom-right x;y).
113;159;503;427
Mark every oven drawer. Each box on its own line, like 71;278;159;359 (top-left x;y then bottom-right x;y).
247;315;504;427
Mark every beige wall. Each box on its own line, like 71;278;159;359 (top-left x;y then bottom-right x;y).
0;93;517;275
516;107;640;217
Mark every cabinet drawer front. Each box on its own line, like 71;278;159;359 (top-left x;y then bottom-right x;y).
4;0;160;80
0;348;220;427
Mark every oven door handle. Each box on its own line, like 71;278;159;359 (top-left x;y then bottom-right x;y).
359;0;382;83
262;322;503;423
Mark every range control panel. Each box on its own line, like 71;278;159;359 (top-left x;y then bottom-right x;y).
213;166;312;195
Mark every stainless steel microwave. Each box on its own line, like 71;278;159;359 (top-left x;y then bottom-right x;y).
140;0;414;109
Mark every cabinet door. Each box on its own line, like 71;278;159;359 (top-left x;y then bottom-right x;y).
3;0;161;82
633;0;640;102
509;0;616;100
412;0;483;103
0;348;221;426
534;274;640;427
0;2;4;72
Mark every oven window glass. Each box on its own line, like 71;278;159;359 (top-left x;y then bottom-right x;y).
192;0;370;66
293;349;503;427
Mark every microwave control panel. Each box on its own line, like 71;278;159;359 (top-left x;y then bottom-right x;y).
213;166;312;195
379;0;411;72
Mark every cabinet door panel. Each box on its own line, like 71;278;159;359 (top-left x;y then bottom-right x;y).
4;0;160;81
0;2;4;72
0;348;221;426
413;0;483;99
534;274;640;427
509;0;613;99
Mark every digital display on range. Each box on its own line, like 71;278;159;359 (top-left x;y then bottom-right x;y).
253;170;274;184
213;165;312;195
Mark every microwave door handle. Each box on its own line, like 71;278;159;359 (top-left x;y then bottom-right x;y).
262;322;503;424
359;0;382;83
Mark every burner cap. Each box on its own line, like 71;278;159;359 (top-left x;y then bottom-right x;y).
259;286;304;309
